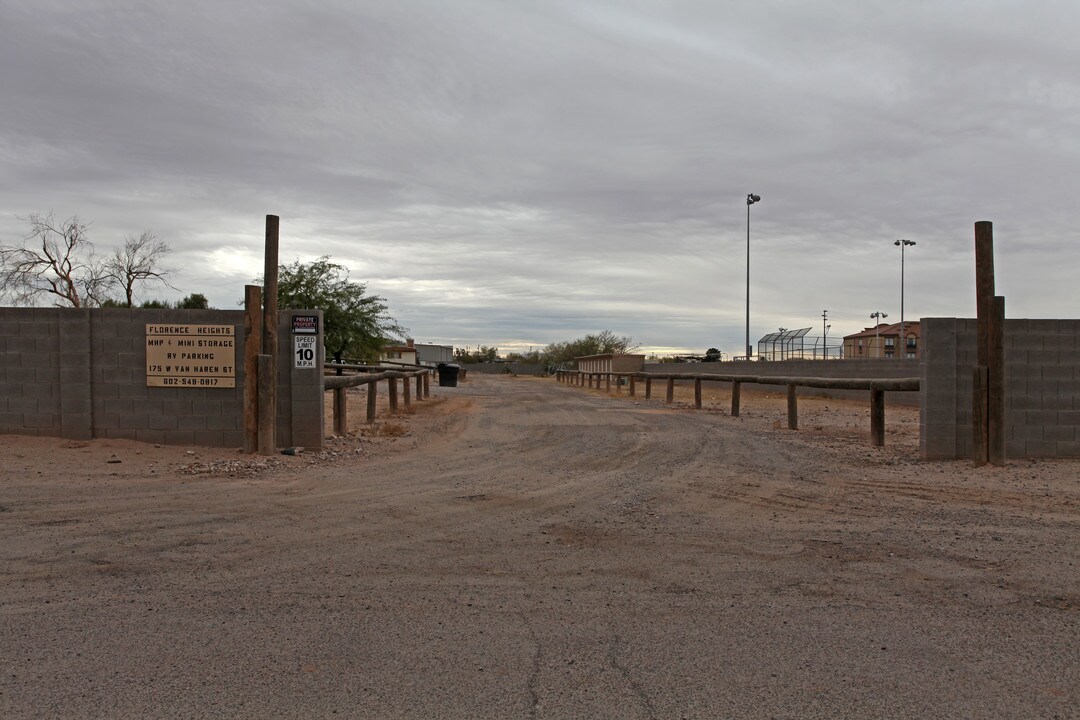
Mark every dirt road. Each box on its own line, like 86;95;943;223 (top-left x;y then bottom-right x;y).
2;375;1078;718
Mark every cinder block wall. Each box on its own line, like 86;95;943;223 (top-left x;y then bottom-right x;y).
0;307;324;449
920;317;1080;459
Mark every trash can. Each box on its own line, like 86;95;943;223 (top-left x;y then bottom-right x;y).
437;363;461;387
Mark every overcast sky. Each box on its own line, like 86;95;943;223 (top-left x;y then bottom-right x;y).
3;0;1078;356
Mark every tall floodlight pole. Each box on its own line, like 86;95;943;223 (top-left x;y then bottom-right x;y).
821;309;829;359
895;239;916;358
746;193;761;359
870;311;888;357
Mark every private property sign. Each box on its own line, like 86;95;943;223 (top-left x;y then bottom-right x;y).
145;324;237;388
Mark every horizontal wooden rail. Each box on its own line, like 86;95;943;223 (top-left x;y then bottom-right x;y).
324;368;434;433
555;369;919;447
324;362;427;373
324;368;430;389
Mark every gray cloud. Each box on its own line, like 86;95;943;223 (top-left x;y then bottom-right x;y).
3;0;1078;354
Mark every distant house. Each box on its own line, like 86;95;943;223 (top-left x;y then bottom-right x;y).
575;353;647;373
379;338;419;367
842;321;920;359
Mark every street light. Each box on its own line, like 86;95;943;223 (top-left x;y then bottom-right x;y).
745;193;761;360
870;310;888;358
894;239;916;359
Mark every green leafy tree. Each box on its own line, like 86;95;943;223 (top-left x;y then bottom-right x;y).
540;330;639;369
176;293;210;309
704;347;722;362
269;257;404;363
454;346;500;363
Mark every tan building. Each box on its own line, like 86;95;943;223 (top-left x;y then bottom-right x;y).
842;321;920;359
575;353;646;373
380;338;419;366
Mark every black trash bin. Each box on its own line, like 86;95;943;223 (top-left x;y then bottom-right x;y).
437;363;461;387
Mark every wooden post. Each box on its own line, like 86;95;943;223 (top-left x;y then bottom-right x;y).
972;366;988;466
261;215;279;453
416;374;423;401
989;295;1006;466
366;380;377;422
588;373;593;389
389;377;399;413
870;388;885;447
243;285;262;454
615;374;622;394
645;377;652;399
333;387;347;436
787;384;798;430
629;374;636;397
731;381;741;417
973;221;994;465
403;373;411;409
694;378;702;409
257;354;274;454
666;378;674;404
605;373;611;392
423;372;430;398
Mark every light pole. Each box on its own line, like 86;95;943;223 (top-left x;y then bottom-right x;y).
821;309;829;359
894;239;916;358
745;193;761;360
870;310;888;358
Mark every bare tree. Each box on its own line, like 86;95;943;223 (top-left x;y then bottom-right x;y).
0;212;111;307
104;231;174;307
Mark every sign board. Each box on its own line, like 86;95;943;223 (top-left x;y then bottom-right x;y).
145;324;236;388
292;315;319;334
294;335;317;368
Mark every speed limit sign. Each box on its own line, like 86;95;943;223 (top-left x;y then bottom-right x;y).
294;335;317;368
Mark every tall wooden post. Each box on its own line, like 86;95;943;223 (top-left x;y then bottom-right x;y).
403;373;412;408
666;378;675;404
731;381;741;417
261;215;279;454
416;374;423;400
423;372;430;398
973;221;1005;466
257;354;274;454
243;285;262;454
605;373;611;392
389;377;399;413
645;377;652;400
989;295;1006;465
629;374;636;397
694;379;702;409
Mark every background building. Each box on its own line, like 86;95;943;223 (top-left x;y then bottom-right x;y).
843;321;921;359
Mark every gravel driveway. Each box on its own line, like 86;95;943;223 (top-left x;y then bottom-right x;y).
2;375;1077;719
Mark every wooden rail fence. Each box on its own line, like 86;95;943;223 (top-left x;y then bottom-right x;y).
323;363;434;435
556;370;919;447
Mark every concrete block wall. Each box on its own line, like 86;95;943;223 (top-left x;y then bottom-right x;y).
0;307;324;449
920;317;1080;459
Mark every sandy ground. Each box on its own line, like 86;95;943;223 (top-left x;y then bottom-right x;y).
1;374;1078;719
